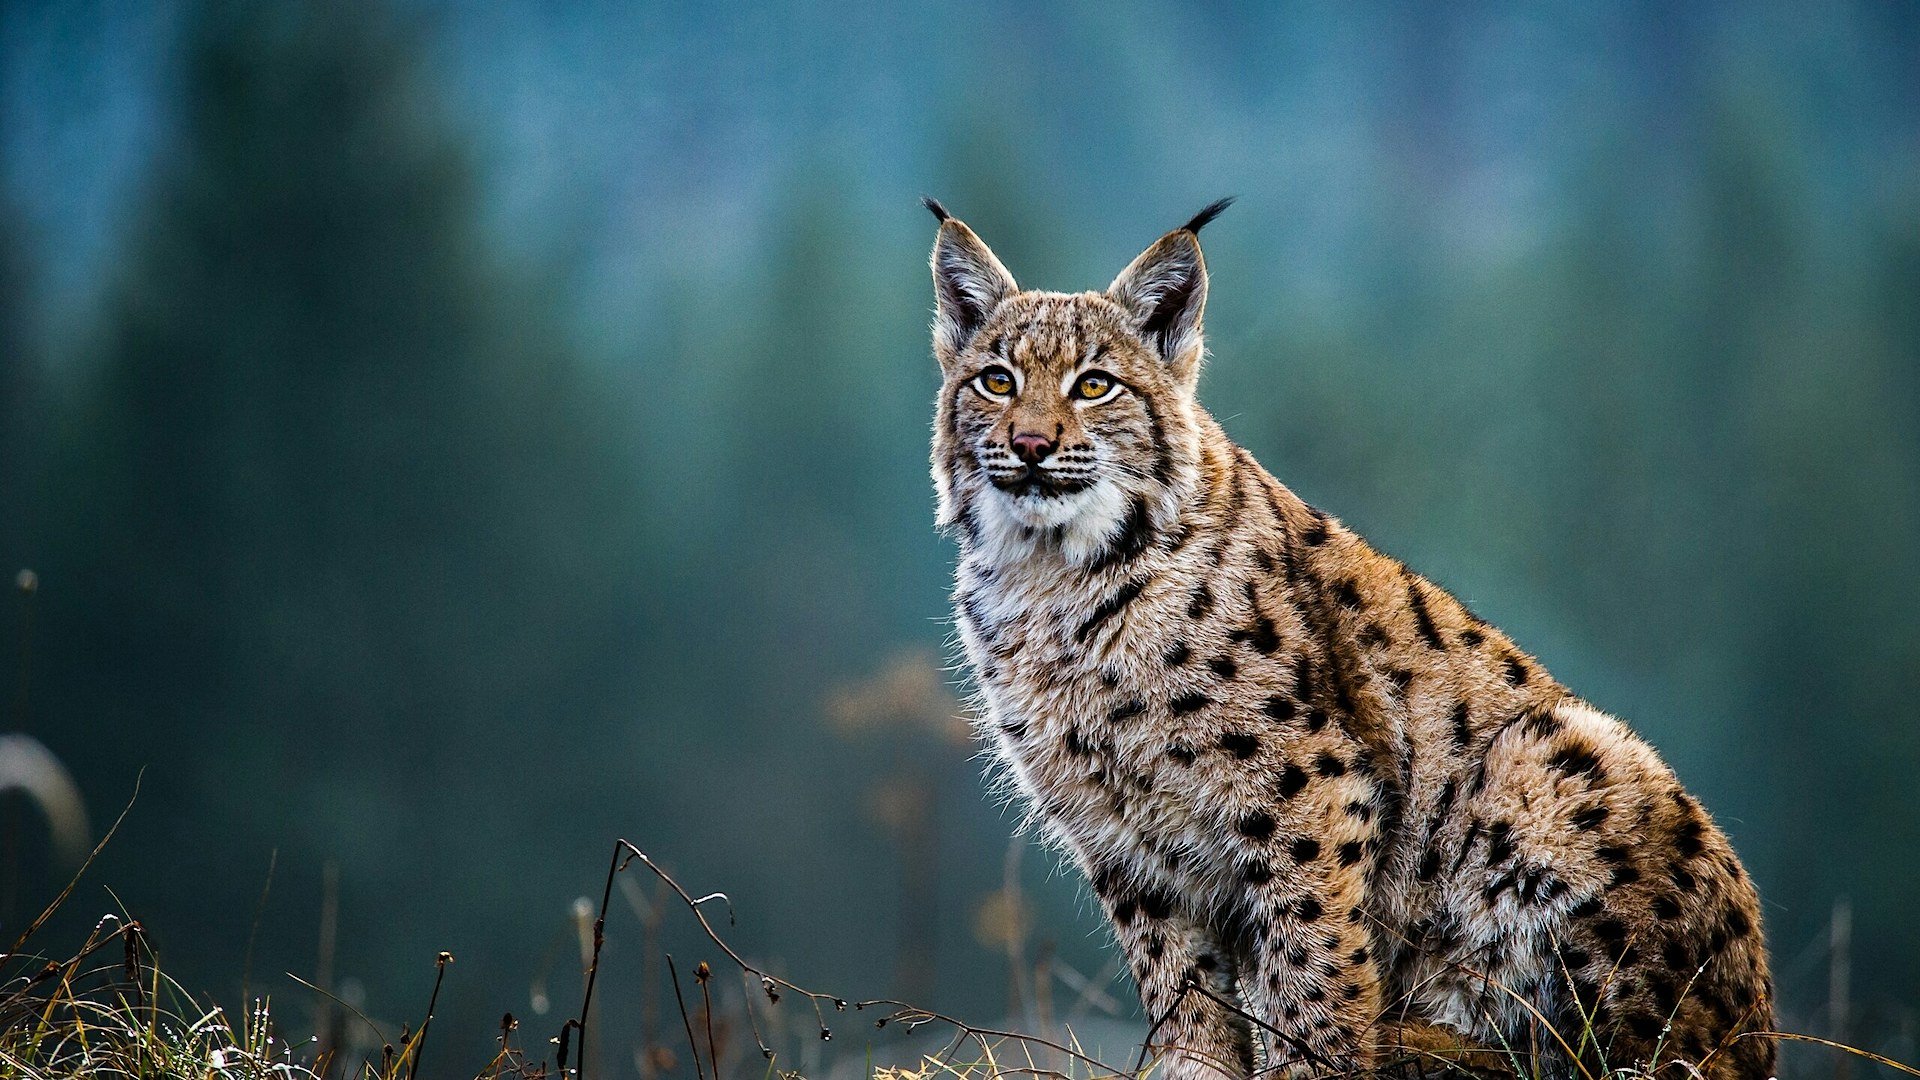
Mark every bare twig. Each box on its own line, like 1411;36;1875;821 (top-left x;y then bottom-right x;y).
697;961;721;1080
667;955;708;1080
858;998;1122;1075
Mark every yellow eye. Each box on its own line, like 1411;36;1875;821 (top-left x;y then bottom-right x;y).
1074;372;1115;400
977;367;1015;396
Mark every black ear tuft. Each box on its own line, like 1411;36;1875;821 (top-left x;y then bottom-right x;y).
1183;197;1235;236
922;196;952;223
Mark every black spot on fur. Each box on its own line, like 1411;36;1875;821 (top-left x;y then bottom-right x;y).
1243;860;1273;885
1385;668;1412;695
1278;764;1309;798
1451;820;1483;874
1087;495;1155;573
1306;708;1329;733
1108;699;1146;723
1572;804;1611;831
1486;821;1515;864
1670;865;1697;893
1331;675;1359;719
1187;584;1214;619
1502;654;1529;685
1313;752;1346;778
1609;865;1642;889
1674;818;1706;857
1112;899;1137;924
999;719;1026;739
1522;707;1564;738
1726;908;1752;938
1163;641;1191;666
1290;837;1321;863
1075;577;1148;643
1287;946;1308;966
1170;691;1210;715
1517;867;1558;904
1662;940;1695;973
1141;395;1174;486
1337;841;1365;867
1417;848;1441;881
1548;742;1608;784
1483;870;1518;903
1652;895;1683;920
1196;952;1218;971
1334;579;1364;611
1246;617;1281;654
1594;918;1629;947
1263;696;1296;721
1167;744;1196;765
1209;655;1238;679
1428;778;1457;828
1407;581;1445;649
1238;811;1277;840
1460;627;1485;648
1301;510;1329;546
1466;761;1491;797
1570;897;1604;919
1296;897;1324;922
1345;800;1372;821
1625;1014;1664;1041
1063;725;1093;757
1220;731;1259;759
1141;890;1174;920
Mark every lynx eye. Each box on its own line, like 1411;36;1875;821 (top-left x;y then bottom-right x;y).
1073;371;1119;401
976;366;1015;397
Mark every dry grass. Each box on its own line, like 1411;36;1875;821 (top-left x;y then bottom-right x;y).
2;826;1914;1080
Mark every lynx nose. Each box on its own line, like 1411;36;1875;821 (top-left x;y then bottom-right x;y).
1010;432;1057;464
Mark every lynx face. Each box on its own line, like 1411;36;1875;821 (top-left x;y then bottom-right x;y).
927;199;1232;564
946;295;1170;532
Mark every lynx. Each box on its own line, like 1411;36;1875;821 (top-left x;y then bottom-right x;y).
924;198;1774;1080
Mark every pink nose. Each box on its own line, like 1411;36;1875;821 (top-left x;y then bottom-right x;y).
1010;433;1057;464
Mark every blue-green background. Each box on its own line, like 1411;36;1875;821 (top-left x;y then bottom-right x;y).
2;2;1916;1075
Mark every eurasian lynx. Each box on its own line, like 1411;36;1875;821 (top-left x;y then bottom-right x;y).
925;198;1774;1080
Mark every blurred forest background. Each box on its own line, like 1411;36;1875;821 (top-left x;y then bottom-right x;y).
2;0;1917;1075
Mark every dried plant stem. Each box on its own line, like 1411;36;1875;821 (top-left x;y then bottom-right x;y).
667;954;708;1080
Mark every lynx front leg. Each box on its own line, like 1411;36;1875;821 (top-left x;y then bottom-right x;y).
1091;875;1254;1080
1235;879;1382;1078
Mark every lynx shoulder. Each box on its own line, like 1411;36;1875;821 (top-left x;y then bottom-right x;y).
923;197;1774;1080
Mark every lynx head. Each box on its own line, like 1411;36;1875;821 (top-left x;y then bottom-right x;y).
926;198;1230;565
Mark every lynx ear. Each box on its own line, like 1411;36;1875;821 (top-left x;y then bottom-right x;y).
927;199;1018;361
1108;199;1230;382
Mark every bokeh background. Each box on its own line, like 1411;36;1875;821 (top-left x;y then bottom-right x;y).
2;1;1917;1075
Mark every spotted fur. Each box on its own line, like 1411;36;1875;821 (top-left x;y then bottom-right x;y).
925;203;1775;1080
